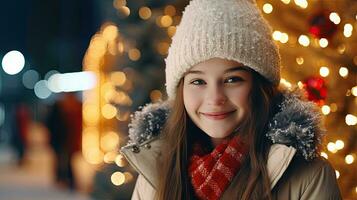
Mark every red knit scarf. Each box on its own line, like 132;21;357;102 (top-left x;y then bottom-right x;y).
188;136;248;200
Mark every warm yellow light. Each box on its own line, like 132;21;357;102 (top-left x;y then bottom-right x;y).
102;104;117;119
297;81;304;89
128;48;141;61
320;152;328;159
101;131;119;152
280;33;289;43
329;12;341;24
150;90;163;102
164;5;176;16
115;154;126;167
111;71;126;86
294;0;308;9
327;142;337;153
119;6;130;17
337;44;346;54
263;3;273;14
335;140;344;150
273;31;282;41
113;0;126;9
319;66;329;77
83;104;99;125
344;24;353;37
102;24;118;41
335;170;340;179
123;172;134;183
319;38;328;48
352;86;357;97
330;103;338;112
82;128;100;149
346;114;357;126
167;26;177;38
83;148;104;164
116;111;130;121
321;105;330;115
111;172;125;186
139;7;152;20
339;67;349;78
296;57;304;65
104;151;118;163
298;35;310;46
160;15;173;27
117;42;125;53
157;42;170;55
345;154;354;164
281;0;290;4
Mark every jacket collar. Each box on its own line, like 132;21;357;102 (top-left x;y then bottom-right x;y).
126;86;323;161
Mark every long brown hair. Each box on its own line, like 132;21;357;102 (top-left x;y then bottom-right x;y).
156;70;282;200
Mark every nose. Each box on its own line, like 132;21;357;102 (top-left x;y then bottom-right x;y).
206;84;227;106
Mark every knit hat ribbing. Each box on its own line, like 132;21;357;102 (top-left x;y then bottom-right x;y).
165;0;281;100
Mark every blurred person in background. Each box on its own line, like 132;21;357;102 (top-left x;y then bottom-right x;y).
46;92;82;190
11;102;31;166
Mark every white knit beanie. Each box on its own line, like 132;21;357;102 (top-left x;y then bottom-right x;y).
165;0;281;100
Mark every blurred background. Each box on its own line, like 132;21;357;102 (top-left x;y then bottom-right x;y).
0;0;356;199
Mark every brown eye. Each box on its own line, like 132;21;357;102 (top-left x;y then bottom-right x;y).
191;79;206;85
225;76;244;83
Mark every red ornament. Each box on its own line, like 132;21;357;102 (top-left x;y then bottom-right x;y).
302;76;327;106
308;10;338;39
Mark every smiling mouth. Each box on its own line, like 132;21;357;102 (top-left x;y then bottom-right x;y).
200;110;236;120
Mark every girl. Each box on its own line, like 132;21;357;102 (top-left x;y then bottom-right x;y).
121;0;342;199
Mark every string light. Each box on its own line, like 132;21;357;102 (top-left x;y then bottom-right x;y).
327;142;337;153
111;172;125;186
319;66;329;77
296;57;304;65
102;104;117;119
294;0;308;9
139;7;152;20
280;33;289;43
164;5;176;16
330;103;338;112
321;105;331;115
335;140;344;150
298;35;310;46
319;38;328;48
339;67;349;78
344;23;353;38
128;48;141;61
345;154;354;164
351;86;357;97
281;0;290;4
263;3;273;14
161;15;173;27
345;114;357;126
329;12;341;24
273;31;282;41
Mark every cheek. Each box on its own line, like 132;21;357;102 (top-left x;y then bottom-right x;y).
183;86;201;114
228;88;251;108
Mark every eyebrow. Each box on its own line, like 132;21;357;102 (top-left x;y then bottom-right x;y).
185;66;250;75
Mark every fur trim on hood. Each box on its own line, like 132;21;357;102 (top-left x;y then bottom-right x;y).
126;87;324;161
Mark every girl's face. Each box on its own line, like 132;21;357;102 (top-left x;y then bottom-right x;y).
183;58;253;146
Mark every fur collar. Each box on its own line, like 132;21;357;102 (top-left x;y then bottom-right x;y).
127;87;323;161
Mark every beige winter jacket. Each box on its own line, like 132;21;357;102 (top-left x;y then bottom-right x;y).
121;90;342;199
121;138;341;200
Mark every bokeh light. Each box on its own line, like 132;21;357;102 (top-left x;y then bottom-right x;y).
22;70;40;89
34;80;52;99
1;50;25;75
